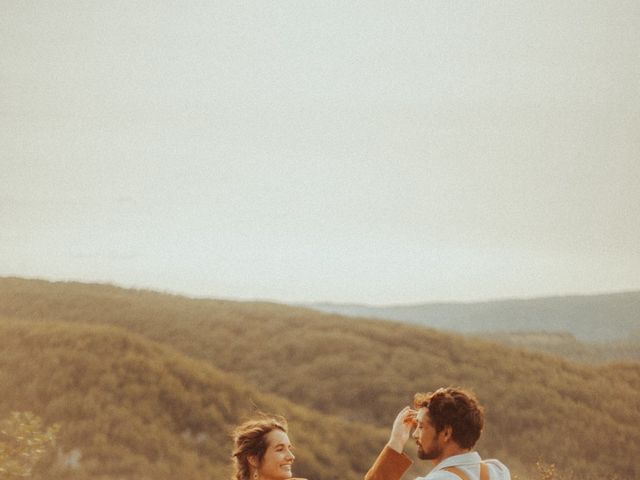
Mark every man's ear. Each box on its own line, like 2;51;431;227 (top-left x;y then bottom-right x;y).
442;425;453;442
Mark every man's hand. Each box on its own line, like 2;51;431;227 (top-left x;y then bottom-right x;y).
386;406;417;453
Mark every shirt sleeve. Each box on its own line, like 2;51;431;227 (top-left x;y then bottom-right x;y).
365;446;414;480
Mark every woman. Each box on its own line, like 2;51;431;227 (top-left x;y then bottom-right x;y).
231;413;306;480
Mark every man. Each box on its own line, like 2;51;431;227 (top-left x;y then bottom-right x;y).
365;387;510;480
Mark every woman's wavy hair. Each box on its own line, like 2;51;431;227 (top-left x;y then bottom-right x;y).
231;413;288;480
414;386;484;449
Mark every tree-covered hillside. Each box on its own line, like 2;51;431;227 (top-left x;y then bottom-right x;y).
1;277;638;479
0;320;389;480
471;330;640;363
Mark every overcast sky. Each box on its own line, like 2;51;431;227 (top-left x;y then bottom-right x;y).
2;1;639;304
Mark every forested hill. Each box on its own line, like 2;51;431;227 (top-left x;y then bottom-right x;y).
307;291;640;342
1;277;639;479
0;320;389;480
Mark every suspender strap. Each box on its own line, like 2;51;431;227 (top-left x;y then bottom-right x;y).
445;466;469;480
444;463;489;480
480;463;489;480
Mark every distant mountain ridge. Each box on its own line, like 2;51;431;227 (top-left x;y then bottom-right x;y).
306;291;640;342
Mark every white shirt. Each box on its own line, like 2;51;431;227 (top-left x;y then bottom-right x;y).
417;452;511;480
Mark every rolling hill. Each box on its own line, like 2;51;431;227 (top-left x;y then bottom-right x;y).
469;330;640;363
0;319;390;480
1;277;639;479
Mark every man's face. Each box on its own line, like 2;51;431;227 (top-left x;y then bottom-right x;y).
412;407;443;461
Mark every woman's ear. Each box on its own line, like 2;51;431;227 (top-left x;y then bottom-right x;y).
248;455;259;469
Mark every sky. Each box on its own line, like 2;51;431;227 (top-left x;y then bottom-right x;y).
2;1;639;304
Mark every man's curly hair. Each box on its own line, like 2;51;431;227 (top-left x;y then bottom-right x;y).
414;387;484;449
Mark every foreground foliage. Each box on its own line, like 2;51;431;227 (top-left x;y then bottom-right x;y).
0;412;58;478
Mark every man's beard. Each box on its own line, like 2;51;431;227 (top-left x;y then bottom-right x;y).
416;441;442;460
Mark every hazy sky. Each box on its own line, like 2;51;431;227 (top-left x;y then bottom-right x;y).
2;1;639;304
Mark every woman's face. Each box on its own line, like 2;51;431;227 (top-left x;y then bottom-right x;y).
257;429;295;480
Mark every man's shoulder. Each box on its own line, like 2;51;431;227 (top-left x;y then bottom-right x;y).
418;471;466;480
419;458;511;480
483;458;511;477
